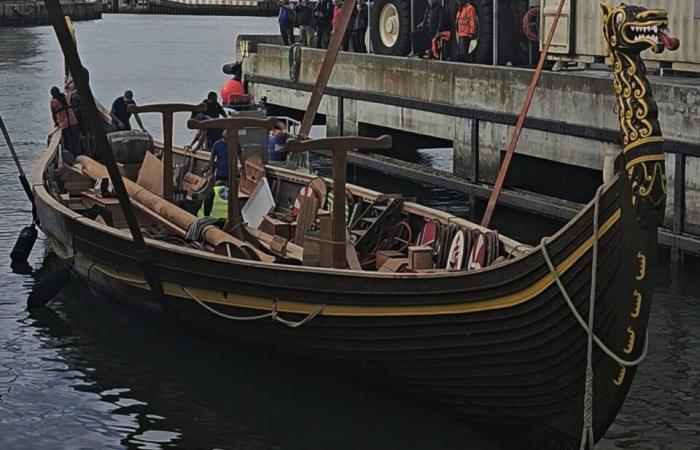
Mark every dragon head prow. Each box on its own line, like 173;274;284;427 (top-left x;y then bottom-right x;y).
601;2;680;54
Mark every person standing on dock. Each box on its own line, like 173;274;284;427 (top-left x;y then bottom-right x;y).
110;90;144;132
409;0;444;58
350;0;368;53
295;0;314;47
313;0;333;49
49;86;81;157
277;0;295;46
455;0;477;63
331;0;350;51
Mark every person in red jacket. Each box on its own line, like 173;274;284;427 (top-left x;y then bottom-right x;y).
49;86;81;157
331;0;350;51
455;0;478;62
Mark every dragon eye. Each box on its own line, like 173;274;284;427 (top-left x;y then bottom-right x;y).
615;13;623;25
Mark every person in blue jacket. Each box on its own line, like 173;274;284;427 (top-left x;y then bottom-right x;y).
278;0;295;46
267;128;288;165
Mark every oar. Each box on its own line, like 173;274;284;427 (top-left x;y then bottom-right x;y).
480;0;566;229
44;0;172;314
0;113;39;265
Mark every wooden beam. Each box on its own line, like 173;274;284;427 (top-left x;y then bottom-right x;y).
187;116;278;238
286;134;392;269
128;103;205;202
44;0;170;311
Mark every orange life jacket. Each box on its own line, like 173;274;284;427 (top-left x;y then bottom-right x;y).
50;95;77;130
456;4;477;38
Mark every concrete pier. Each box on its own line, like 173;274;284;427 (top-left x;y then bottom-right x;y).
241;38;700;257
0;0;101;26
104;0;276;16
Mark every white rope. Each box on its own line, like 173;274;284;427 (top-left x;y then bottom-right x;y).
182;286;325;328
540;184;649;449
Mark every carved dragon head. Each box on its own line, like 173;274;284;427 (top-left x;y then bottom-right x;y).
601;3;680;55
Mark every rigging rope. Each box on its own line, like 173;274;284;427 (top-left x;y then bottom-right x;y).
182;286;324;328
540;185;649;449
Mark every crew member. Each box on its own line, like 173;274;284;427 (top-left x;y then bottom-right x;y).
267;127;288;165
456;0;477;62
409;0;444;58
198;183;230;219
50;86;81;157
110;90;145;131
200;91;226;148
208;130;243;183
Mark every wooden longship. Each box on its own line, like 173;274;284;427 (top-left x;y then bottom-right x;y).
32;3;677;446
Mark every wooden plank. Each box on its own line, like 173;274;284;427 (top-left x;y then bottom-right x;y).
293;194;319;246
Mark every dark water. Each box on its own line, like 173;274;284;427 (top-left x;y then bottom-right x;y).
1;15;699;450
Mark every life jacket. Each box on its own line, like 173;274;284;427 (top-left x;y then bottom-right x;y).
198;185;229;219
50;95;78;130
456;4;478;38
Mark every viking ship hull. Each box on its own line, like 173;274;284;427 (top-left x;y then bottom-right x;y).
32;130;655;446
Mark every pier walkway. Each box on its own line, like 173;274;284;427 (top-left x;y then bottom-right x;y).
239;36;700;261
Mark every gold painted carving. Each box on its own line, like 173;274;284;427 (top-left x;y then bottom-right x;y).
631;290;642;318
613;366;626;386
636;251;646;280
623;327;636;354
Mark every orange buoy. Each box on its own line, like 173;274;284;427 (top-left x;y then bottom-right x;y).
220;79;246;105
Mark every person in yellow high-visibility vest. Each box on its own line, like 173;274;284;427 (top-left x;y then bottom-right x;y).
456;0;478;63
197;184;229;219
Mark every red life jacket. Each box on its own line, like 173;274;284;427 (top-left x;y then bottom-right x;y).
456;4;478;38
50;95;77;130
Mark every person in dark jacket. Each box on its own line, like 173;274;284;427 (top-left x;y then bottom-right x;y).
350;0;368;53
313;0;333;49
277;0;295;46
295;0;314;47
410;0;444;58
201;92;226;148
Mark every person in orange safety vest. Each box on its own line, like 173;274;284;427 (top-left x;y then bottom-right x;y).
455;0;478;63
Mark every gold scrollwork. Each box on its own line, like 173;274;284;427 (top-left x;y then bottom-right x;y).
636;251;646;280
631;290;642;318
613;366;626;386
623;327;636;354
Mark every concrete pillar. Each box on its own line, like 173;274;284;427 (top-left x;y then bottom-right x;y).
602;142;621;184
452;117;472;179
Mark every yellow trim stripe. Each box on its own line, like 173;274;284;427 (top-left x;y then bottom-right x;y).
623;136;664;154
625;154;665;171
90;210;621;317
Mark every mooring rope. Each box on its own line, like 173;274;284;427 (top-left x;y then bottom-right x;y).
540;184;649;449
182;286;324;328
